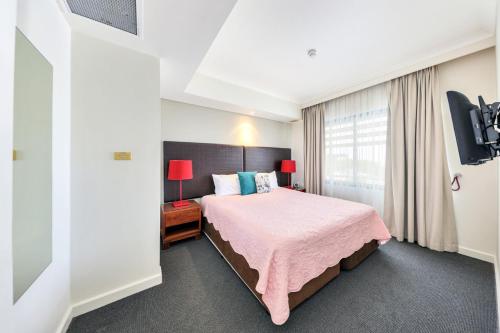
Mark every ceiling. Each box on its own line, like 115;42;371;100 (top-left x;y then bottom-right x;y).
198;0;496;106
59;0;496;122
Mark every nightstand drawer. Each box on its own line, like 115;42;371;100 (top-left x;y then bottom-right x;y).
165;209;200;227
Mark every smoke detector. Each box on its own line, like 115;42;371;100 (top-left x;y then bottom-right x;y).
307;49;317;58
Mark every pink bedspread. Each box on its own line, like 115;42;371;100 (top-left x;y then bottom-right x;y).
201;188;391;325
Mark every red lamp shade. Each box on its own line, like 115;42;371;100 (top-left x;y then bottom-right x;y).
167;160;193;208
281;160;296;173
168;160;193;180
281;160;296;188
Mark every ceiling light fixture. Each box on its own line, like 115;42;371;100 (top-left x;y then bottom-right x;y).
307;48;317;58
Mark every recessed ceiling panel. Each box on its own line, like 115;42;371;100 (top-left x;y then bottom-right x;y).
197;0;496;105
67;0;137;35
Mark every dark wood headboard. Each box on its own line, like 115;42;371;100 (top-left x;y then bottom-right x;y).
244;147;291;187
163;141;291;202
163;142;244;202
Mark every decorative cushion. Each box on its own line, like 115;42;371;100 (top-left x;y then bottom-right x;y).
212;174;241;196
255;173;272;193
257;171;279;189
237;171;257;195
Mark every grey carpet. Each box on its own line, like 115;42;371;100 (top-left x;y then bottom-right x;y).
68;237;497;333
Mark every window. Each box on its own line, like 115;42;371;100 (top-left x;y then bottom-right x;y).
324;83;388;214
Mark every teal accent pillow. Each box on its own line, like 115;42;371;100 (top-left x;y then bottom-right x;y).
237;172;257;195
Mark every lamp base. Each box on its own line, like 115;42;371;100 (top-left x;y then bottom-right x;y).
172;200;190;208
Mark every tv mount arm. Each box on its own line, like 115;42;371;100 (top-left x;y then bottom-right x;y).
471;96;500;158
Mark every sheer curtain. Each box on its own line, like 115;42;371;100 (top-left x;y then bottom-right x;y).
323;83;389;214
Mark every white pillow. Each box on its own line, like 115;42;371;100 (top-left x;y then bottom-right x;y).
257;171;279;189
212;174;241;196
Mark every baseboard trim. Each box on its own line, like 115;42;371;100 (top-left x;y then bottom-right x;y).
56;306;73;333
55;270;162;333
55;270;162;332
457;247;499;328
458;246;495;263
71;270;162;318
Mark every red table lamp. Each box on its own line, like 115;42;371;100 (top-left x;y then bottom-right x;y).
168;160;193;208
281;160;296;189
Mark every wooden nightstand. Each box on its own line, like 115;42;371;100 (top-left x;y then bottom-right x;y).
161;200;201;249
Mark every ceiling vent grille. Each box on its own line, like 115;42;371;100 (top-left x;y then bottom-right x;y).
66;0;138;35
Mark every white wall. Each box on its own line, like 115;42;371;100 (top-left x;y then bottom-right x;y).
1;0;72;332
0;0;17;331
71;32;162;313
440;48;498;262
162;99;291;147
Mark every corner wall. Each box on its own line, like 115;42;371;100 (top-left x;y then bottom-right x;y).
440;48;498;262
161;99;291;148
0;0;73;332
70;32;162;313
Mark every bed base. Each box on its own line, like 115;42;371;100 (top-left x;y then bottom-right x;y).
340;239;379;270
203;220;379;312
203;225;267;308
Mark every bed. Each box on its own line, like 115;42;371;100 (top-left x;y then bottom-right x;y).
163;141;391;325
201;188;390;324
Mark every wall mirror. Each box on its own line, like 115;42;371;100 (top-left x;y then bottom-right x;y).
12;28;53;303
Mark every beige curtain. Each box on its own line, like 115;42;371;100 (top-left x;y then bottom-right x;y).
384;66;457;252
303;104;325;194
